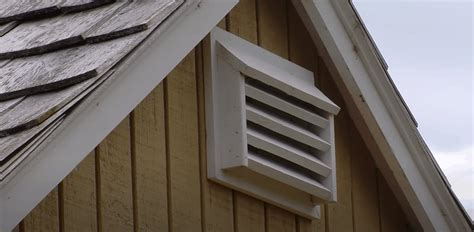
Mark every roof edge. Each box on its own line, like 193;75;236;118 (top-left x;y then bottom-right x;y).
346;1;419;128
291;0;472;231
0;0;238;230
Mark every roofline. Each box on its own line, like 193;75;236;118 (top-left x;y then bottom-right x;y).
0;0;238;230
291;0;472;231
346;1;419;128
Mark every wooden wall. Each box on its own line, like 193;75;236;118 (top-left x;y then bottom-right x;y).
13;1;411;231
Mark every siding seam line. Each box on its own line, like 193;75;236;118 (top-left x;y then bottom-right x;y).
232;190;238;232
19;221;25;232
376;170;383;232
129;112;139;232
350;125;356;232
196;42;207;232
94;147;102;232
264;203;269;232
255;0;261;46
58;183;65;232
286;0;292;62
225;15;230;31
324;204;329;232
164;78;173;232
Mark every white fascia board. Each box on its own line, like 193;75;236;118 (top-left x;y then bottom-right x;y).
292;0;471;231
0;0;238;231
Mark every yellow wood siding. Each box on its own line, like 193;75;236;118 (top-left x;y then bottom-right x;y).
61;152;97;232
18;1;411;231
131;82;168;231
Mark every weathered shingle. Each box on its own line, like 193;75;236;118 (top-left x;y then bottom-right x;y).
0;69;113;165
0;0;62;24
0;0;118;24
0;25;145;101
0;22;18;37
61;0;117;13
0;97;22;116
0;0;188;178
0;1;126;60
87;0;183;42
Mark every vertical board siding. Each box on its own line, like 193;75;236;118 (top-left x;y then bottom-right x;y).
97;119;134;232
131;83;169;231
265;205;297;232
20;1;411;231
227;0;258;44
165;51;203;231
320;62;355;232
287;4;317;77
351;124;381;232
256;0;288;58
378;172;411;232
233;192;266;232
62;152;97;232
11;225;20;232
297;216;325;232
22;188;60;232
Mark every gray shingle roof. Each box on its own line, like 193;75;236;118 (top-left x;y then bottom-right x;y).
0;0;186;181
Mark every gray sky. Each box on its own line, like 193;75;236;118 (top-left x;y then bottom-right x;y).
353;0;473;219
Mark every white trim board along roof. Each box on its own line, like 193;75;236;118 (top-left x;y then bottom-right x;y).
291;0;472;231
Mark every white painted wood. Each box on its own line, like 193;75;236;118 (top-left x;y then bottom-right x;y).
319;115;337;202
291;0;471;230
206;28;340;219
207;28;322;219
210;164;321;219
246;128;331;177
247;152;332;200
245;84;328;128
216;37;340;115
246;104;330;152
215;58;248;169
0;0;237;231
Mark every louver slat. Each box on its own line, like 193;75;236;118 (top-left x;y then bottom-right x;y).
246;104;330;151
245;84;328;128
247;128;331;177
247;152;332;200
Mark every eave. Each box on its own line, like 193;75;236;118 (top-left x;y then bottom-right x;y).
0;0;238;231
291;0;472;231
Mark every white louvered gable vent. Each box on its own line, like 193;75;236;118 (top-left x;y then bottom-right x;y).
206;28;340;219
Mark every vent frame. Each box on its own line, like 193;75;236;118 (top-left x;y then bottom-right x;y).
206;28;340;219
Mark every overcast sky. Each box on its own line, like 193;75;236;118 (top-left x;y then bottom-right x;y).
353;0;473;219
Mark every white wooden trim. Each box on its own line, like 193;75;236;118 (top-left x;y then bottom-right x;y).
214;57;248;169
291;0;471;231
0;0;238;231
217;35;340;115
206;27;340;219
